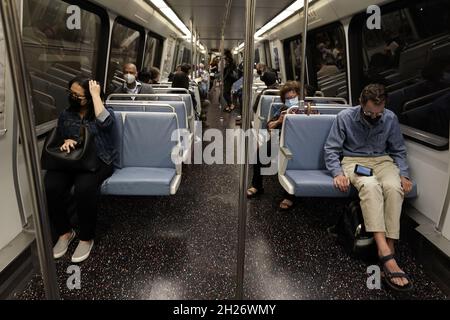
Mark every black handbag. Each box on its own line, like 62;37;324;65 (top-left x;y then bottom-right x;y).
41;125;100;172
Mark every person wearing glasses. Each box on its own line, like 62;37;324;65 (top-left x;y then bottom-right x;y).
324;83;414;292
45;76;117;263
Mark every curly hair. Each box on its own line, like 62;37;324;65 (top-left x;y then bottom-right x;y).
280;81;301;104
360;83;387;106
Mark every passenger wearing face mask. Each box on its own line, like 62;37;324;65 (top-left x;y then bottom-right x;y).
114;63;154;99
45;76;117;263
248;81;311;210
325;84;414;292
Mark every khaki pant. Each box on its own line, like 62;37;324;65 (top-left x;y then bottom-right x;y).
342;155;404;239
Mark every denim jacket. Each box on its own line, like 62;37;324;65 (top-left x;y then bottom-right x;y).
57;107;117;165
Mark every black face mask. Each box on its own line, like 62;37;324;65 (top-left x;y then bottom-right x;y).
257;70;263;76
364;114;382;125
68;95;84;111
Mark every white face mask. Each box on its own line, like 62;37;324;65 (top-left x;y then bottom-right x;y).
124;73;136;84
286;97;299;108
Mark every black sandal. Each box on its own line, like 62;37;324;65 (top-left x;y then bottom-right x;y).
379;254;413;292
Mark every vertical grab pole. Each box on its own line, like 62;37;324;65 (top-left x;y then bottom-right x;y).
299;0;310;101
220;34;225;109
190;19;195;80
0;0;60;299
235;0;256;300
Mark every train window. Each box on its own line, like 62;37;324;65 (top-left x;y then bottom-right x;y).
143;35;158;70
182;48;192;64
308;24;348;100
106;18;144;94
273;47;280;71
22;0;103;126
288;38;303;81
361;0;450;139
255;49;260;64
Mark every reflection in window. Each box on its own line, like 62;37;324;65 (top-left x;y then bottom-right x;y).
309;26;347;100
143;36;158;70
107;20;142;94
289;39;302;81
362;0;450;139
22;0;101;126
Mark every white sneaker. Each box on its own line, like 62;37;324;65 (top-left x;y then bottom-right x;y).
71;240;94;263
53;230;76;259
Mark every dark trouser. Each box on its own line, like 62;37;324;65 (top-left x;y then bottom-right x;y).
251;140;295;201
44;162;114;241
223;90;232;106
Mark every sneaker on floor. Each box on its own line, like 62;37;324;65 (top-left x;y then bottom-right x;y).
53;230;76;259
71;240;94;263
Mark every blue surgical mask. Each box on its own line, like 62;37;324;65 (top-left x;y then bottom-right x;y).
285;97;299;108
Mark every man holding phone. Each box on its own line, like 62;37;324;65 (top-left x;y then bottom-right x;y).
324;84;413;291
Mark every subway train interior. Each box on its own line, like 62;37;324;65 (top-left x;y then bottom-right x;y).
0;0;449;301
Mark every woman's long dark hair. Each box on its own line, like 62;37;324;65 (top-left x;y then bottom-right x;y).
68;76;105;120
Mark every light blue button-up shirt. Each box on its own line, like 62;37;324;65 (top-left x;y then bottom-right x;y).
324;105;409;178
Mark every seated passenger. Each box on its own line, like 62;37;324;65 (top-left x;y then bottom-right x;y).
324;84;414;291
172;70;198;115
248;81;314;210
45;77;117;263
168;65;182;82
149;67;161;84
252;71;280;114
137;68;152;84
114;63;154;98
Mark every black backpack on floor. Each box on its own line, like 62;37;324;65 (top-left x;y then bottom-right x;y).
335;200;378;262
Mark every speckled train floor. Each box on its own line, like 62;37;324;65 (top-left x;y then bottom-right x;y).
15;92;448;300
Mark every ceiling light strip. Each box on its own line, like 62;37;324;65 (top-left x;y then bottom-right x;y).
233;0;311;52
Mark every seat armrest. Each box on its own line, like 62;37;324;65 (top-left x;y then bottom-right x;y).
171;144;183;174
280;146;293;160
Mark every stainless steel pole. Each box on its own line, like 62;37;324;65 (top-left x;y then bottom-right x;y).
0;0;60;299
299;0;310;101
235;0;256;300
220;34;225;109
190;19;195;79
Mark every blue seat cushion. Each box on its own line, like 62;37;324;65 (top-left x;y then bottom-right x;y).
286;170;351;198
101;167;176;196
285;170;418;199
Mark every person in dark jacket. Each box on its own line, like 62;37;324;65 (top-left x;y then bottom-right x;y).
45;76;117;263
114;63;154;99
252;71;280;114
223;50;237;112
172;70;198;115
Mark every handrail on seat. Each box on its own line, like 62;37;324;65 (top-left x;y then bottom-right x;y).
304;96;348;105
152;88;190;94
107;93;184;101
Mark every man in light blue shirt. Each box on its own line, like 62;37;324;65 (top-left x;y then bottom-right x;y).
325;84;413;291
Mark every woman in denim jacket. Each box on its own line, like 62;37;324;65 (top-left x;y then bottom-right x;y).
45;76;117;263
